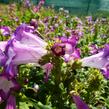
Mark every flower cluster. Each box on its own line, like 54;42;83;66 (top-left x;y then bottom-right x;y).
1;1;109;108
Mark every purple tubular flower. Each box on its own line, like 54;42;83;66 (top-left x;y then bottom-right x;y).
52;36;80;62
70;48;80;59
11;24;47;65
5;24;46;64
81;44;109;79
42;63;53;82
0;26;11;36
4;64;18;78
0;23;47;77
72;95;89;109
6;95;16;109
0;73;20;102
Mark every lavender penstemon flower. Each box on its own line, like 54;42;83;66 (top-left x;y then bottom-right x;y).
0;24;47;77
81;44;109;79
0;24;47;66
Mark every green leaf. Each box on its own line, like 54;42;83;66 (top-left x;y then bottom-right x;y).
19;102;33;109
70;103;77;109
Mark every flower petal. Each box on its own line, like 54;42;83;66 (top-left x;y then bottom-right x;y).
6;95;16;109
0;76;14;94
72;95;89;109
12;41;47;65
81;52;107;69
13;24;47;47
101;64;109;79
42;63;53;82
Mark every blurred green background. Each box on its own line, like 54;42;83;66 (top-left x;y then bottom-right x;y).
0;0;109;16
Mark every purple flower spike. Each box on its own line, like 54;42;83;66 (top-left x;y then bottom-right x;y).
6;95;16;109
72;95;89;109
0;26;11;36
43;63;53;82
